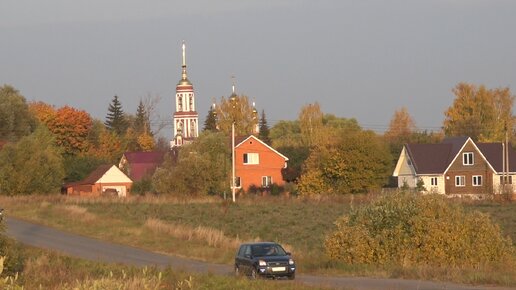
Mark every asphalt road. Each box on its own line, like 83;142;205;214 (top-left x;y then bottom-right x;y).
5;217;515;290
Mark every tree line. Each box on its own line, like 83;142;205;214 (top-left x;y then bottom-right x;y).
0;82;514;196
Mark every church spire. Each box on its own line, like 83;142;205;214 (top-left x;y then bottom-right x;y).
181;40;187;81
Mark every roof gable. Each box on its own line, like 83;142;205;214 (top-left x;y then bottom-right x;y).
72;165;132;186
443;137;496;174
98;165;133;184
235;135;289;161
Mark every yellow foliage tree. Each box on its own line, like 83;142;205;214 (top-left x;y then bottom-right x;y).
215;94;258;136
137;130;155;152
443;83;514;142
384;107;416;142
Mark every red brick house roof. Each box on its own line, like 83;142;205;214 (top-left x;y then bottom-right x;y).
119;151;166;181
64;164;114;187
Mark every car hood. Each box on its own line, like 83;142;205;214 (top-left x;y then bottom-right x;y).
256;255;291;262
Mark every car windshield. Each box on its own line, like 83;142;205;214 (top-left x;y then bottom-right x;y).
251;244;286;257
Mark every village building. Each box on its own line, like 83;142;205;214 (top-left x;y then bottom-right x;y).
234;135;288;191
118;151;166;182
393;136;516;197
63;164;132;197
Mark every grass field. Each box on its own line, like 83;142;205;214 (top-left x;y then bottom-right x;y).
1;194;515;287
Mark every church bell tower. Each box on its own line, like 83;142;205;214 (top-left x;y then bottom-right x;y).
171;41;199;148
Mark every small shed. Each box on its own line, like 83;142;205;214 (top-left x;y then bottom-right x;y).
63;164;133;197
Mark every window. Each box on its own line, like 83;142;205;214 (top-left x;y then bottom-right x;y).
463;152;474;165
234;177;241;188
430;177;438;186
455;175;465;187
243;153;259;164
500;175;513;184
472;175;482;186
262;176;272;187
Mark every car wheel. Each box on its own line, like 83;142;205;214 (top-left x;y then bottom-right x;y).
234;265;241;277
288;273;295;280
250;267;258;280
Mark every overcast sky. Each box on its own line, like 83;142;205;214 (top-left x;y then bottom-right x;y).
1;0;516;139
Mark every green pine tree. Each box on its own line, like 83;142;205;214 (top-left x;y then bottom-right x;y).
203;105;218;132
259;109;271;144
104;95;128;135
134;99;151;135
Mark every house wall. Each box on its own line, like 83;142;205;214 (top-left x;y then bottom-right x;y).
235;138;287;191
98;166;133;184
420;175;445;194
66;184;100;197
444;142;494;195
395;149;417;188
492;173;516;194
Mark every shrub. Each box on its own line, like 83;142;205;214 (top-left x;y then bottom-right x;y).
131;178;154;196
0;223;24;276
325;192;515;268
269;183;284;196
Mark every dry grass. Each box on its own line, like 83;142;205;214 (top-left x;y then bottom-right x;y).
145;218;250;250
59;205;97;222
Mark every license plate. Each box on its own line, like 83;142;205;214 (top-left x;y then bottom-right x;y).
271;267;286;272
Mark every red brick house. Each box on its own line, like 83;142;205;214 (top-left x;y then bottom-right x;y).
234;135;288;191
118;151;166;182
393;137;516;197
63;165;133;197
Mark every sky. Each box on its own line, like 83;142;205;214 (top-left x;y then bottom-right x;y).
1;0;516;140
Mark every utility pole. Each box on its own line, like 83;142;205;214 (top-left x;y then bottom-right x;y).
231;122;236;202
505;123;510;194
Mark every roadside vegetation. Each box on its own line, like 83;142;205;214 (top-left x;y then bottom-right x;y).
2;193;515;287
0;247;326;289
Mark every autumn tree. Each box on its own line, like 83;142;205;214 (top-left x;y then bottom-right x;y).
137;130;155;152
0;85;36;141
384;107;416;142
203;104;218;132
152;132;230;195
86;125;124;163
269;120;307;182
298;130;391;195
215;94;258;136
0;126;64;195
270;120;304;148
299;102;324;147
105;95;128;135
29;101;56;125
50;106;93;155
443;83;514;142
258;110;271;144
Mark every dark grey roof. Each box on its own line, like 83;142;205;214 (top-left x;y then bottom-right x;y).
405;137;516;174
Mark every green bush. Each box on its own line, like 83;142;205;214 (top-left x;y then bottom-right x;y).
131;178;154;196
0;224;24;277
325;192;515;268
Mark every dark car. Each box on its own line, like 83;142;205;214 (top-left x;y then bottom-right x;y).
235;242;296;280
